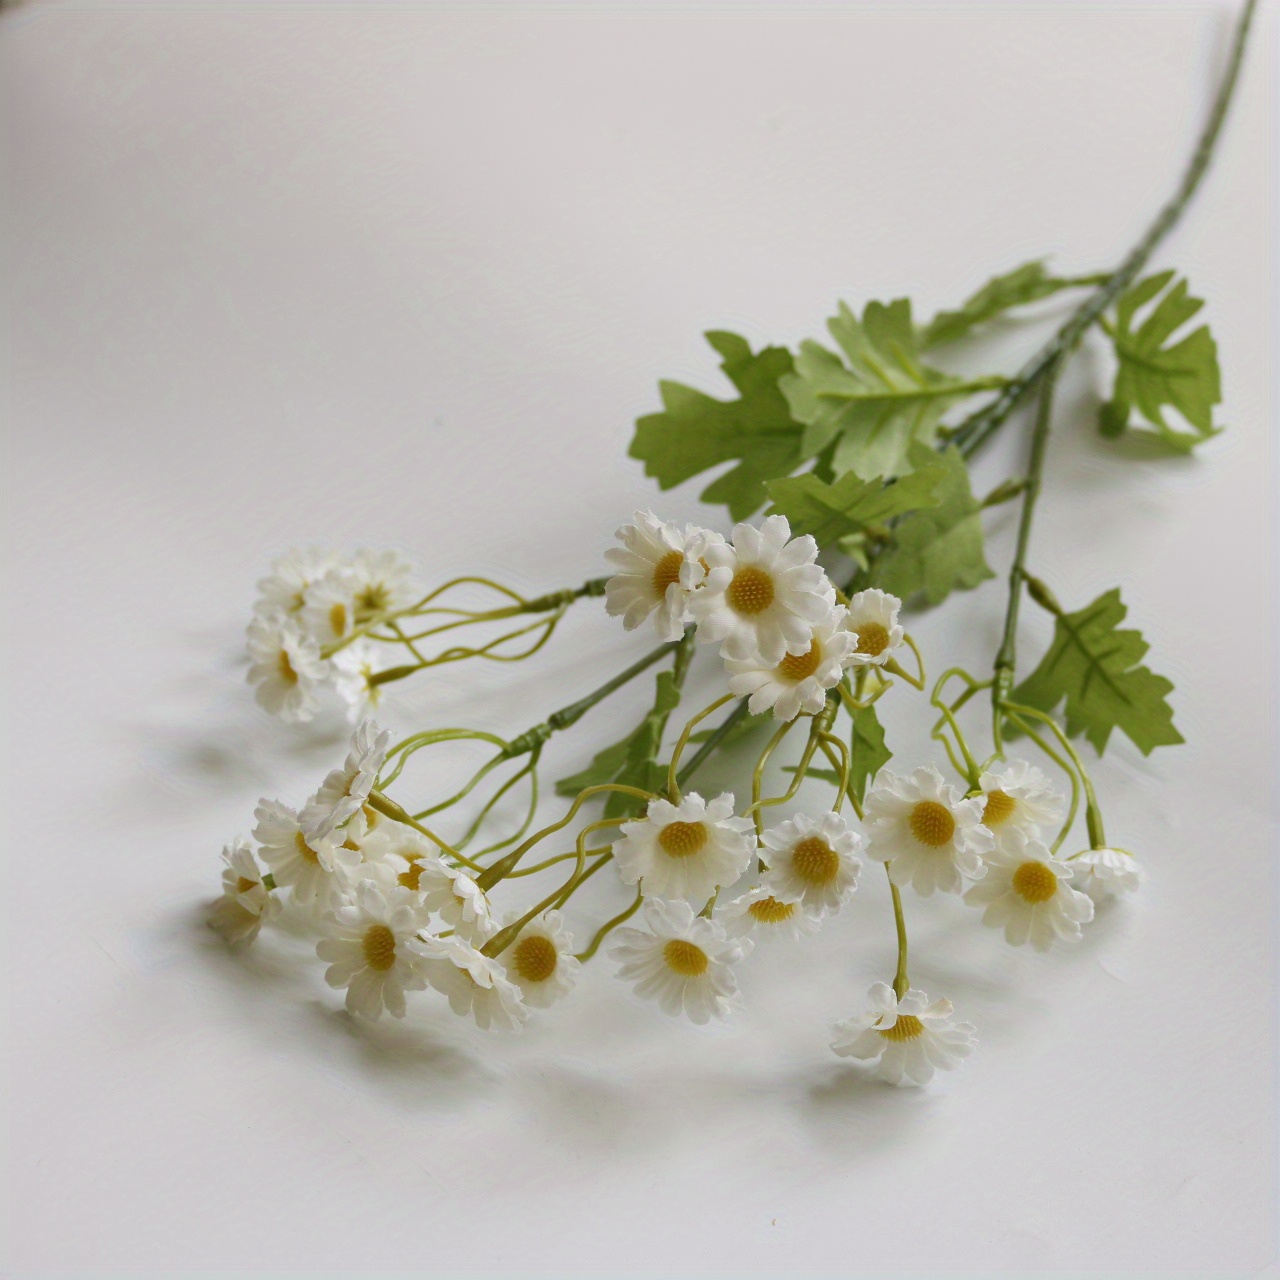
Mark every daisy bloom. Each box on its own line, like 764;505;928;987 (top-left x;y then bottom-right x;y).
410;933;529;1030
831;982;977;1087
760;811;863;915
609;898;751;1024
253;798;360;909
688;514;836;665
500;911;581;1008
977;759;1066;851
604;511;721;642
255;547;335;617
348;548;415;625
300;719;392;844
417;861;498;943
613;792;756;907
245;614;327;722
719;885;821;942
331;639;389;723
864;765;993;896
963;832;1094;950
315;879;432;1020
301;568;359;648
725;605;858;721
843;588;905;667
1068;846;1144;903
209;837;281;947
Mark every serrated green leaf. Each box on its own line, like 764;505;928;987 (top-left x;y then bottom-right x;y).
1012;587;1183;756
922;260;1091;347
849;702;891;801
780;299;1000;482
870;444;994;606
1101;271;1222;451
630;331;805;520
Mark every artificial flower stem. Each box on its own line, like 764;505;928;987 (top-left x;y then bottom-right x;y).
666;693;737;804
365;791;484;872
749;718;803;840
888;872;910;1001
676;697;750;787
574;888;644;963
1004;711;1081;852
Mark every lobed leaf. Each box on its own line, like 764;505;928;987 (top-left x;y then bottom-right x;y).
922;260;1092;347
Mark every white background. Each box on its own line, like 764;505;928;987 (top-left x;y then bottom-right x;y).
3;2;1275;1276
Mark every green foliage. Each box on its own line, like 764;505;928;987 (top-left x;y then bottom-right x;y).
1098;271;1222;452
1012;587;1183;755
870;445;994;606
922;260;1094;347
630;331;805;520
780;299;993;482
848;702;892;801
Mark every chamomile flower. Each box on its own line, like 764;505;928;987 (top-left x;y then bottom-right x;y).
831;982;977;1087
411;933;529;1030
864;765;993;896
604;511;721;642
300;719;392;844
613;792;756;907
254;547;335;618
610;898;751;1024
331;639;389;723
760;811;863;915
315;880;433;1020
209;837;281;947
977;760;1065;851
688;514;836;666
963;832;1094;950
719;885;821;942
245;614;327;722
417;862;498;943
500;911;581;1007
1069;846;1145;902
724;605;859;721
300;568;359;647
844;588;905;667
348;549;415;625
361;823;439;889
253;798;360;909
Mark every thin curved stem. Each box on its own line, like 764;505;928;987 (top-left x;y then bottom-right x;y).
667;693;735;803
575;888;644;963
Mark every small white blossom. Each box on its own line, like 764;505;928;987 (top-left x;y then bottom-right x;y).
843;588;905;667
500;911;581;1008
416;860;498;943
300;568;359;648
300;719;392;844
760;811;863;915
209;837;281;947
253;798;359;910
348;548;416;625
410;933;529;1031
719;885;821;942
977;759;1066;851
254;548;336;618
1069;846;1144;902
831;982;977;1087
245;614;327;722
331;639;390;723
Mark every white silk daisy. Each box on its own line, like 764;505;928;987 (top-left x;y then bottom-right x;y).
843;588;905;667
687;514;836;665
864;765;993;896
416;861;498;943
719;885;821;942
831;982;977;1087
1069;846;1145;902
300;719;392;843
253;798;360;910
348;548;416;625
977;759;1066;851
301;568;359;648
254;547;336;618
610;898;751;1024
500;911;581;1008
613;791;756;907
245;613;327;722
331;639;389;723
209;837;281;947
410;933;529;1031
760;811;863;915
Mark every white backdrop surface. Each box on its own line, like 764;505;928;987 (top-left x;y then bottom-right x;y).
2;2;1276;1276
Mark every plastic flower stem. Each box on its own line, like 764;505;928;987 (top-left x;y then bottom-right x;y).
1004;711;1081;853
747;693;840;826
550;819;627;911
387;619;427;664
414;752;508;819
455;747;541;850
675;698;750;787
379;727;510;790
889;872;911;1001
505;844;611;878
666;693;736;803
365;792;484;872
929;677;983;789
818;732;851;814
471;755;543;858
819;737;865;822
574;888;643;963
748;718;803;839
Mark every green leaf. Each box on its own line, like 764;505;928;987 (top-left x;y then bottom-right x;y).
849;702;891;802
630;331;805;520
780;299;1000;482
1012;587;1183;756
870;444;994;606
922;260;1092;347
1100;271;1222;451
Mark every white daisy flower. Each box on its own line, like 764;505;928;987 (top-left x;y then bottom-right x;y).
613;792;756;907
500;910;581;1008
760;811;863;915
300;719;392;844
254;547;336;618
977;759;1066;851
331;639;389;723
724;604;858;721
963;832;1094;950
300;568;359;648
209;837;281;947
604;511;721;642
410;933;529;1031
687;514;837;665
831;982;977;1087
417;861;498;943
609;898;751;1024
1069;846;1145;902
360;822;439;889
843;588;905;667
315;879;433;1020
719;885;821;942
253;798;360;909
245;613;327;722
864;765;994;896
348;548;415;625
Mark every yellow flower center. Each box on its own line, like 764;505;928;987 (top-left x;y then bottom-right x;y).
512;935;558;983
855;622;890;657
361;924;397;972
1012;860;1058;903
658;821;708;858
663;938;709;976
983;789;1017;826
878;1014;924;1042
397;860;423;891
908;800;955;847
790;836;840;886
235;876;257;894
747;895;797;924
726;566;775;616
295;830;319;865
354;583;390;623
651;550;685;597
775;639;822;683
329;602;349;637
277;648;299;685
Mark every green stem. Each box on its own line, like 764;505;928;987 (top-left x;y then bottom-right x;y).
575;888;644;963
675;698;750;787
889;873;910;1000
